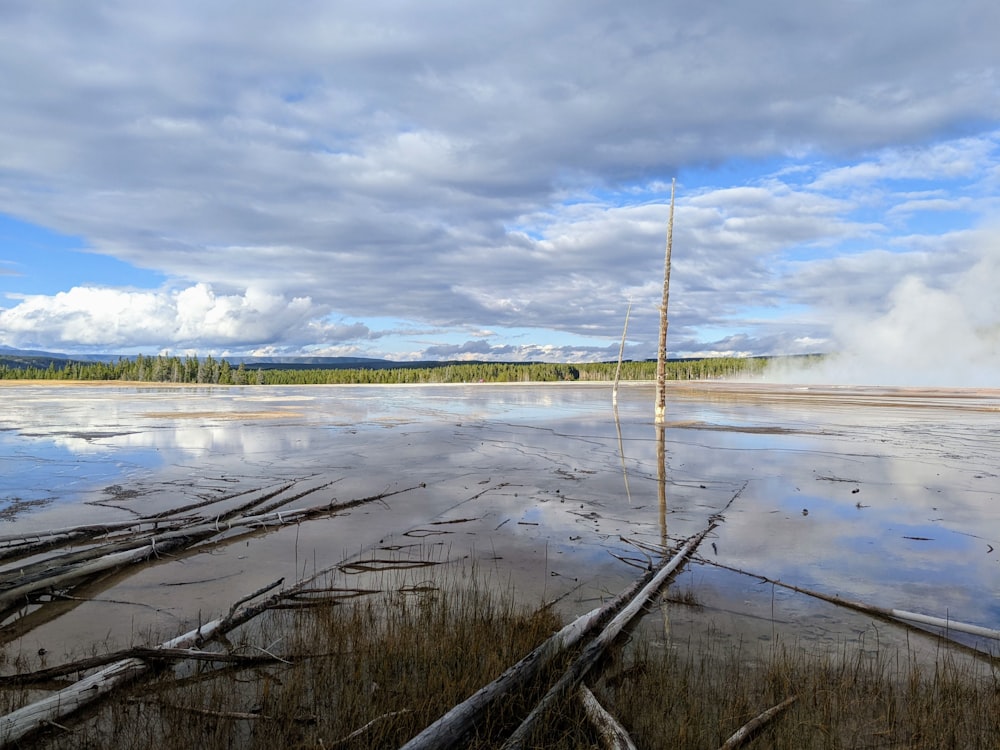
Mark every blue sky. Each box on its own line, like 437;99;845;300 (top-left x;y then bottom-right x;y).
1;1;1000;384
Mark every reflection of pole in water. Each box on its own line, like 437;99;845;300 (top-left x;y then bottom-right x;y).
656;422;670;645
656;424;667;546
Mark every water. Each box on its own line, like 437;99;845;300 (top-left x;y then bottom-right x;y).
1;381;998;661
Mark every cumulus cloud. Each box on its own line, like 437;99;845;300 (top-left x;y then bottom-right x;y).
0;283;323;351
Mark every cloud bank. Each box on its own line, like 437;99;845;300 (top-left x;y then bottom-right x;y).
0;2;998;382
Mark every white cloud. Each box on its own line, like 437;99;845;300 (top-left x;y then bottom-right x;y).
811;136;999;190
0;283;322;351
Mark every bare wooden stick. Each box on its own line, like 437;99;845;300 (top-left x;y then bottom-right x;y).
579;685;638;750
329;709;412;747
718;695;797;750
137;701;271;721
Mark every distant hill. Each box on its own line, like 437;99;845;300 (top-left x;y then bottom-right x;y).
0;346;118;365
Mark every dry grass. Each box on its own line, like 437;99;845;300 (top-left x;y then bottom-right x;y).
603;634;1000;749
13;575;1000;750
32;577;566;750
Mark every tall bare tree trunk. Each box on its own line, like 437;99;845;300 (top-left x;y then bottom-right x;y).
654;179;676;425
612;298;632;408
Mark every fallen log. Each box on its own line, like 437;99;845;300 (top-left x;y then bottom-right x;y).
0;483;426;624
0;578;284;748
795;589;1000;642
400;569;662;750
0;647;285;687
500;525;716;749
399;607;603;750
579;685;637;750
0;540;194;612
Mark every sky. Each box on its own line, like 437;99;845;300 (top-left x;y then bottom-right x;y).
1;2;1000;384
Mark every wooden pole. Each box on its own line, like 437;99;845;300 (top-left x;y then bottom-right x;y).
612;298;632;409
654;179;676;424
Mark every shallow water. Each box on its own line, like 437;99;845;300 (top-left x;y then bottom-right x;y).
1;381;998;663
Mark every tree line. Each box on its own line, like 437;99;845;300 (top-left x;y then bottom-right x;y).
0;354;769;385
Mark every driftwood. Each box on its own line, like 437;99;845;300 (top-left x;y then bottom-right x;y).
718;695;797;750
400;607;603;750
579;685;638;750
500;525;716;749
788;588;1000;642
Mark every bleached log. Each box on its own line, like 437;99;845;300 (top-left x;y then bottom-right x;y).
888;608;1000;640
579;685;638;750
0;619;219;746
0;543;177;610
401;565;662;750
501;525;715;749
400;605;603;750
0;519;153;545
1;485;425;617
0;647;283;687
0;579;284;748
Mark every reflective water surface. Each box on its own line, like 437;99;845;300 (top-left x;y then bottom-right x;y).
1;381;998;662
